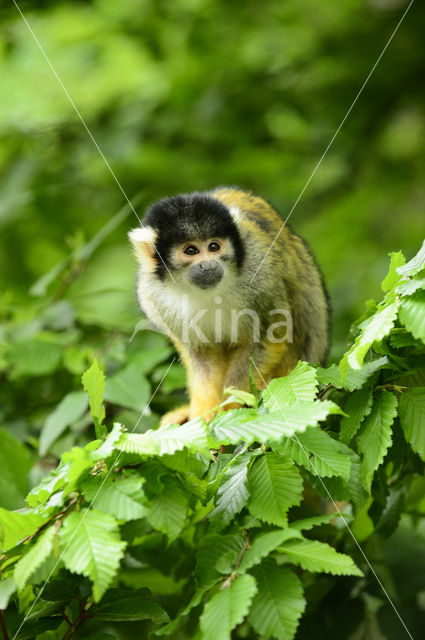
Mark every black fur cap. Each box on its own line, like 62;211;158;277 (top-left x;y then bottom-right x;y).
142;192;245;278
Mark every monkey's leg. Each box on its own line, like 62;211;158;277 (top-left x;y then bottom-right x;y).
253;340;300;386
222;345;254;409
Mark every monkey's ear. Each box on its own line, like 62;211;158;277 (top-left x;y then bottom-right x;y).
128;226;158;268
229;206;243;224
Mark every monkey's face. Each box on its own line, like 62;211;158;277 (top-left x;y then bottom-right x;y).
129;192;245;296
169;238;232;289
129;226;237;290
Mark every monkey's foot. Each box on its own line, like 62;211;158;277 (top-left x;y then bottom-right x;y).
160;405;190;428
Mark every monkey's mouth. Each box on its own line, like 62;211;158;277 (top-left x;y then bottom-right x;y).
190;273;223;289
189;260;223;289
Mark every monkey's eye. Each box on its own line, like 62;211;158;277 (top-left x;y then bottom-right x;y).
208;241;220;252
183;245;199;256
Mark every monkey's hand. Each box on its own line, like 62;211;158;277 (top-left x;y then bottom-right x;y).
159;405;191;428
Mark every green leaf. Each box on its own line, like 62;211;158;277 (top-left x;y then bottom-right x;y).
342;301;399;372
91;588;168;623
196;534;244;588
61;446;95;495
263;361;318;410
358;391;397;491
147;478;188;541
104;363;150;412
82;359;106;438
84;635;117;640
399;387;425;460
239;529;302;572
151;362;186;393
30;198;137;297
279;538;363;576
399;291;425;343
0;577;16;609
0;428;32;509
83;477;149;521
224;387;257;407
9;615;61;638
155;586;209;636
39;391;89;455
91;422;124;460
129;343;174;375
396;239;425;277
41;578;80;603
248;559;305;640
200;573;257;640
275;427;351;481
7;338;63;377
0;509;46;552
340;388;373;444
59;509;126;601
161;448;209;478
343;445;369;508
290;513;346;531
318;357;387;392
117;418;210;457
209;458;250;527
248;454;303;527
381;251;405;292
389;328;423;347
375;488;404;537
26;444;94;506
395;274;425;296
210;401;342;445
14;527;55;590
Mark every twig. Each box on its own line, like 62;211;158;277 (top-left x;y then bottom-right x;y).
0;611;10;640
60;600;93;640
220;533;250;589
317;383;334;399
61;613;72;626
18;498;77;546
234;533;250;572
376;383;407;393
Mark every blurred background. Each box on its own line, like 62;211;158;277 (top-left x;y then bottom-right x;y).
0;0;424;432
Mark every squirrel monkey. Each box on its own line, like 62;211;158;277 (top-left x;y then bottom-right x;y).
129;187;329;426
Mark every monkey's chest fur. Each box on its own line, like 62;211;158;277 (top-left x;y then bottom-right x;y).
138;271;264;348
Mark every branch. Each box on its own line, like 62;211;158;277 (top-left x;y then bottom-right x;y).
317;383;335;399
18;498;77;546
60;600;93;640
220;532;250;590
0;611;10;640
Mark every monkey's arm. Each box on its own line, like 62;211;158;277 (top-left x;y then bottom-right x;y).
187;348;226;421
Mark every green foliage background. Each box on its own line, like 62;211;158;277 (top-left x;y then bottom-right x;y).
0;1;425;639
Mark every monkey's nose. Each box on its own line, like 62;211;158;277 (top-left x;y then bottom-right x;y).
189;260;223;288
198;260;218;271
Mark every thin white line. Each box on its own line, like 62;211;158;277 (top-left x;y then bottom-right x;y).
12;358;176;640
251;360;413;640
250;0;415;284
11;0;176;283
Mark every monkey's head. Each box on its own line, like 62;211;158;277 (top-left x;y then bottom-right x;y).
129;193;245;290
